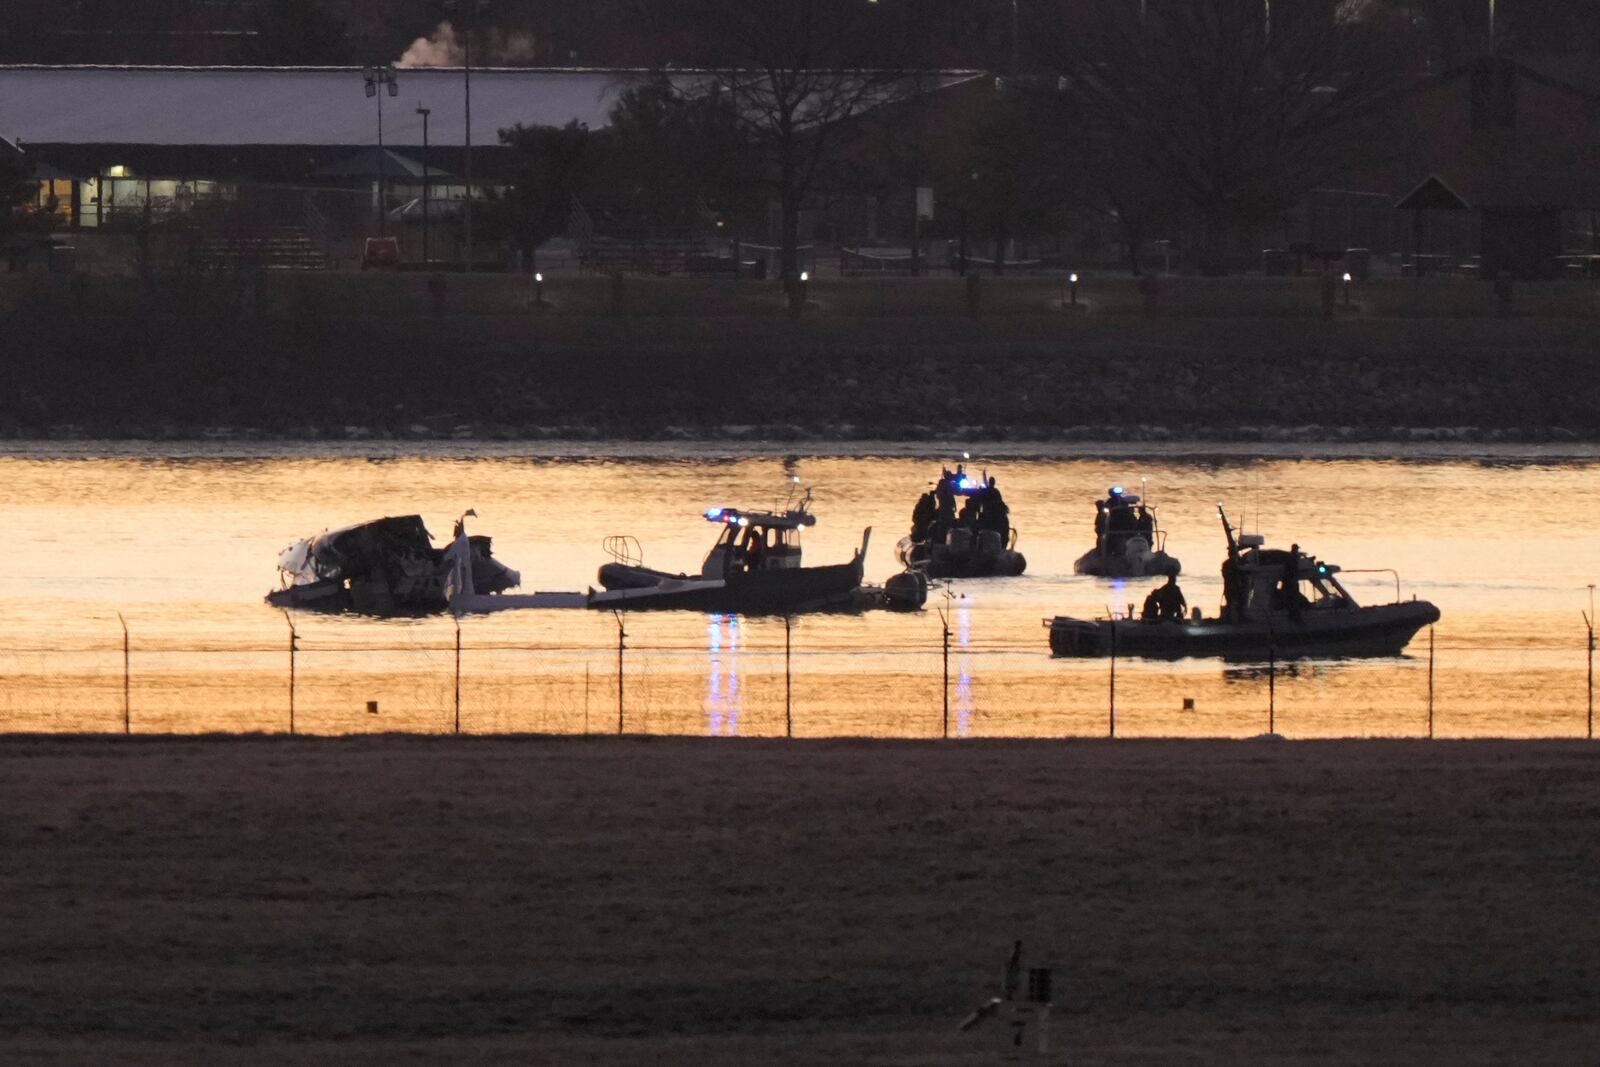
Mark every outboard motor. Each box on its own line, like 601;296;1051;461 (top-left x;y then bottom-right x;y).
884;569;930;610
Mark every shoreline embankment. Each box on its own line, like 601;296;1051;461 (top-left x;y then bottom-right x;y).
0;734;1596;1064
6;270;1600;442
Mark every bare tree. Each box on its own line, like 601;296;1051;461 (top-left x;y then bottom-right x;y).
1031;0;1415;274
647;0;929;278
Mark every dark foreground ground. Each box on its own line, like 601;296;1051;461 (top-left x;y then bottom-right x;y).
1;736;1597;1064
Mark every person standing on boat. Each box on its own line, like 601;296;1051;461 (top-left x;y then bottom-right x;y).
933;479;957;542
911;490;936;542
981;476;1010;542
958;491;982;531
1221;556;1249;622
1283;543;1304;622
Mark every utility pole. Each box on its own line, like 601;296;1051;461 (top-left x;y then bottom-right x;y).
443;0;489;271
363;65;399;234
1010;0;1019;78
417;105;431;263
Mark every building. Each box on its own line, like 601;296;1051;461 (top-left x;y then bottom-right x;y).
1392;55;1600;279
0;65;648;234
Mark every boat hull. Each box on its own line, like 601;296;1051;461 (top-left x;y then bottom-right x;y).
1048;600;1441;660
596;557;865;615
923;549;1026;579
899;535;1026;579
1073;547;1182;578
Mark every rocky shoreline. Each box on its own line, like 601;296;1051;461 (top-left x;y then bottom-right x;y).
7;272;1600;443
9;420;1592;444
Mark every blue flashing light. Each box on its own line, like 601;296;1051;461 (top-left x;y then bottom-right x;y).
706;508;724;520
1111;485;1124;495
959;477;976;490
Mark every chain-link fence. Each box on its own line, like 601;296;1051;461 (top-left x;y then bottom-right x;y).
1;612;1595;740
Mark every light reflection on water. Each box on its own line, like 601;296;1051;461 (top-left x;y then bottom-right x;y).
1;442;1598;739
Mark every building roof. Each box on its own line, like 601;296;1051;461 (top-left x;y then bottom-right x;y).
0;65;983;149
0;66;651;148
1396;174;1471;211
314;147;448;180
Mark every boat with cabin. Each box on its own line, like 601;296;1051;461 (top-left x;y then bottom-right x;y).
591;490;875;613
447;488;926;615
1046;507;1439;660
1072;484;1181;578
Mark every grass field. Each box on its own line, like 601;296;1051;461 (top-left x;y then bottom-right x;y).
1;735;1595;1064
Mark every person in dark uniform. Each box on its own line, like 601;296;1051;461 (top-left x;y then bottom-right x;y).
1141;572;1186;622
1221;556;1248;622
1283;543;1304;621
958;492;981;531
932;481;956;544
1094;486;1125;549
1106;496;1136;553
1136;505;1155;542
911;490;936;542
981;476;1009;541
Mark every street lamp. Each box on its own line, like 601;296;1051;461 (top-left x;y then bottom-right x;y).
1069;272;1079;306
416;105;431;263
444;0;491;273
1342;271;1352;307
363;65;399;234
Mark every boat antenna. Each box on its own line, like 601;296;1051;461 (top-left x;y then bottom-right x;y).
1218;502;1241;562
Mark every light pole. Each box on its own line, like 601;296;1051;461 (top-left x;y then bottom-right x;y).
445;0;490;273
363;65;399;234
1010;0;1019;78
416;104;431;263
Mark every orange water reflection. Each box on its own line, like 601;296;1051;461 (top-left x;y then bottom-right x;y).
2;442;1598;738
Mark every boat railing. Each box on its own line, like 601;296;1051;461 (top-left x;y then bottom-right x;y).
1337;568;1401;603
604;535;642;567
1007;527;1020;552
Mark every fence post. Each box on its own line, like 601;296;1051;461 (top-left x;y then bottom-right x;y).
614;610;626;735
1108;622;1117;739
1427;625;1435;739
454;618;462;736
117;612;130;735
1268;641;1277;736
784;614;793;739
1585;589;1595;740
939;606;951;739
282;610;297;736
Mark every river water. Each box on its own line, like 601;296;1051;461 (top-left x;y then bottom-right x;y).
3;442;1597;739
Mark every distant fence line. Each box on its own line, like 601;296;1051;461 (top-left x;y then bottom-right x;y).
1;613;1596;741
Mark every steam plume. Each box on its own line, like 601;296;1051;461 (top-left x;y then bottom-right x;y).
397;21;543;68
